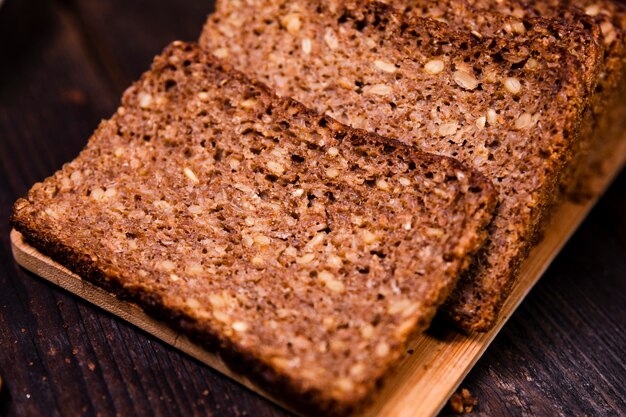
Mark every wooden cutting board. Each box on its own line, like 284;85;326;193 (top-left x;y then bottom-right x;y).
11;135;626;417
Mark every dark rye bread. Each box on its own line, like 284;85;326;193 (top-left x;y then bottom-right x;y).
386;0;603;95
200;0;595;331
387;0;606;200
394;0;626;103
392;0;626;197
11;42;496;415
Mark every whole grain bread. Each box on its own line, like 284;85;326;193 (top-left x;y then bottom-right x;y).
387;0;608;200
200;0;596;331
388;0;603;89
11;42;496;415
391;0;626;197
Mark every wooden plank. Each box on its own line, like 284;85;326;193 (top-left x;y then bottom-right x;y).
11;131;626;416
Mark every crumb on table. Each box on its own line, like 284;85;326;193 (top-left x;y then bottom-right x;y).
449;388;478;414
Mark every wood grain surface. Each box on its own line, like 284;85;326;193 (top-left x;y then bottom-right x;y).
0;1;625;416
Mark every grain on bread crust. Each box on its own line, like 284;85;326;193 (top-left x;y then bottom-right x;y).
200;0;596;331
11;42;496;415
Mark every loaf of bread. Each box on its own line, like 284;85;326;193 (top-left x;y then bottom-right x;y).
200;0;597;330
391;0;626;198
11;42;496;415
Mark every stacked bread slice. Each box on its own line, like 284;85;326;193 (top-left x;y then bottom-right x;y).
11;0;626;415
200;0;616;331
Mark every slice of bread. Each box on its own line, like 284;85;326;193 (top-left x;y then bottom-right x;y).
200;0;597;331
391;0;626;198
11;42;496;415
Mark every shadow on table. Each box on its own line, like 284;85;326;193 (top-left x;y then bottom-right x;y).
0;372;10;417
0;0;54;94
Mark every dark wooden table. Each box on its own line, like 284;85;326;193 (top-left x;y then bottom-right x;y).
0;1;624;416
